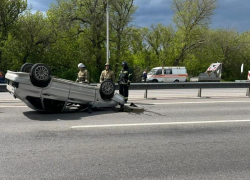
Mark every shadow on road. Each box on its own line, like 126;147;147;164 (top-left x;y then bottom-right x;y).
23;108;118;121
23;106;145;121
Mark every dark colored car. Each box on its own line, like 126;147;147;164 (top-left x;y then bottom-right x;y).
0;70;5;83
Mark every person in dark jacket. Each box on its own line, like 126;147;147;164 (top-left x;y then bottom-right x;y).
142;69;147;82
118;61;132;103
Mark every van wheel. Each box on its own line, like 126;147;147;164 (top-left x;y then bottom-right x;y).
152;79;158;83
174;80;179;82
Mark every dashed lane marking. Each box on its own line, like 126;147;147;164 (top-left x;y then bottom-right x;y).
0;106;27;108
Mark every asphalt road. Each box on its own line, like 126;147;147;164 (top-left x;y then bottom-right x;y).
1;89;250;180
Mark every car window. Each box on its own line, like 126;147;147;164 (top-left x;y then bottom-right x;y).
156;69;162;75
164;69;172;74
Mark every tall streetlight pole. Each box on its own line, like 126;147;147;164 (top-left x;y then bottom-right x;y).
106;0;110;63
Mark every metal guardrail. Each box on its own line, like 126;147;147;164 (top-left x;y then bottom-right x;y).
119;82;250;98
2;82;250;98
122;82;250;90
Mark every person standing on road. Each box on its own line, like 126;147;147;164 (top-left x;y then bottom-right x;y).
76;63;89;83
118;61;132;103
142;69;147;82
100;63;115;83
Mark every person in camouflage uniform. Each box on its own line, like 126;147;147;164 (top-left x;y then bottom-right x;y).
76;63;89;83
100;63;115;83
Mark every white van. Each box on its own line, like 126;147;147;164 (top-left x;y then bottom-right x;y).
146;67;188;82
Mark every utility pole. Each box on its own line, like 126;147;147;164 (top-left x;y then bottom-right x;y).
106;0;110;63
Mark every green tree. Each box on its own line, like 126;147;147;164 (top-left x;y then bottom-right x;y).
0;0;27;71
207;29;249;80
50;0;107;81
109;0;136;73
172;0;217;65
144;24;175;66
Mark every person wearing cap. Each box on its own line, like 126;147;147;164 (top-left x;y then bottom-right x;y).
118;61;132;103
76;63;89;83
100;63;115;83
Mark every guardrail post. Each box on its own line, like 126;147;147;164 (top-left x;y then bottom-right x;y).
144;89;148;99
198;88;202;97
246;88;250;97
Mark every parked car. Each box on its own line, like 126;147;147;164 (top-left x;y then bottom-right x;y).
146;66;188;82
0;70;5;83
5;63;125;112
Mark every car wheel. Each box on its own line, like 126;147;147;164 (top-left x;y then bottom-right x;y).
100;80;115;100
30;63;51;87
100;80;115;96
174;79;179;82
20;63;34;73
152;79;158;83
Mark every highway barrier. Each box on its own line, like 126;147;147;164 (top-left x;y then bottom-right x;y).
118;82;250;98
2;82;250;98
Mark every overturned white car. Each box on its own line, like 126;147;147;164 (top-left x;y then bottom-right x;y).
5;63;125;112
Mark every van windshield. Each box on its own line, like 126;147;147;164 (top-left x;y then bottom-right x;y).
148;69;158;75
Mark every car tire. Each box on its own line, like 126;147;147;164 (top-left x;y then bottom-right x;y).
152;79;158;83
100;80;115;100
174;79;179;82
20;63;34;73
30;63;51;87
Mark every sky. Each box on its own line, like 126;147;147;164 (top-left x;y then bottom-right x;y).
27;0;250;32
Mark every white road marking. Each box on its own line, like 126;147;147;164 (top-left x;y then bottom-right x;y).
127;95;247;99
0;106;27;108
0;99;20;101
152;101;250;105
71;119;250;129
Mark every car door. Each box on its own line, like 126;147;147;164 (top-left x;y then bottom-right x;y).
68;83;96;104
41;78;70;102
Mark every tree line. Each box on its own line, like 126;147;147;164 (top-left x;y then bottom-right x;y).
0;0;250;82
